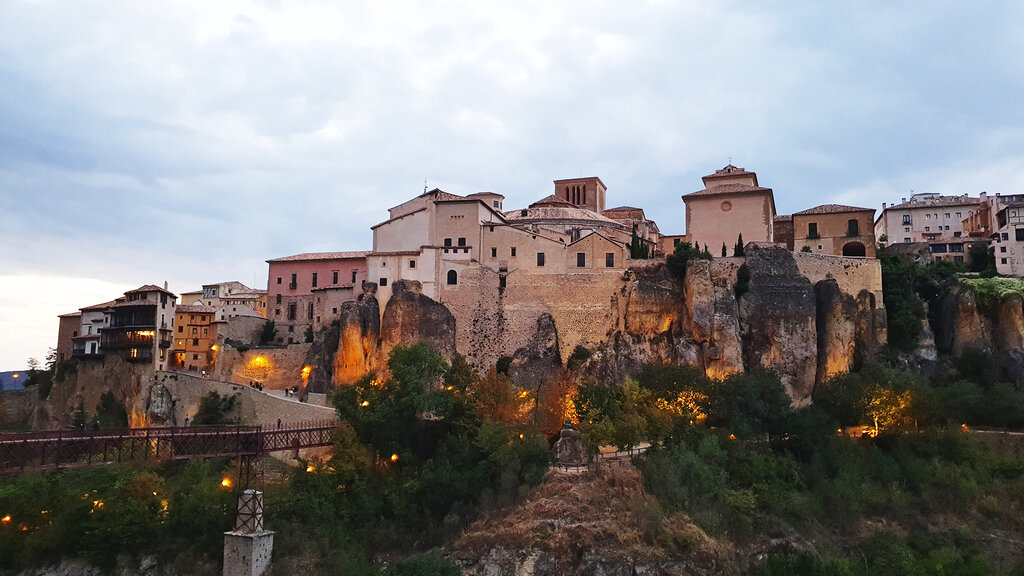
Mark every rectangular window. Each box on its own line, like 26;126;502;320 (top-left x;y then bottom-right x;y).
537;252;545;266
925;226;930;231
276;294;282;304
192;327;197;335
944;213;950;219
808;222;819;238
312;272;318;288
458;237;466;246
192;338;199;346
277;277;282;284
577;252;586;267
954;256;964;264
444;238;452;246
1003;233;1009;240
902;215;911;224
288;303;296;320
380;278;387;287
308;302;314;320
511;247;517;257
491;247;497;258
904;238;911;243
409;259;416;269
956;212;961;218
178;326;183;333
606;252;615;267
1017;229;1024;241
1002;258;1008;264
847;220;859;237
905;227;910;232
352;270;357;283
275;308;280;316
333;271;339;284
288;326;294;333
1001;246;1007;253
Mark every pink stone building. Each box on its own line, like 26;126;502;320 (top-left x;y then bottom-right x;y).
266;252;369;343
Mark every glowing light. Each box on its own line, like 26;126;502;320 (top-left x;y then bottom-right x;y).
306;465;315;473
390;453;399;462
301;366;311;375
11;374;18;379
360;400;369;407
961;424;969;432
519;434;525;440
728;434;736;441
1;515;10;523
211;345;218;351
221;478;232;488
518;390;529;399
92;500;104;510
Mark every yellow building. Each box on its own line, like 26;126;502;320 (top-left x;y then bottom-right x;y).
682;165;776;254
172;304;218;372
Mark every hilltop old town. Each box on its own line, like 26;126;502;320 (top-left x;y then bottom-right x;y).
30;164;1020;407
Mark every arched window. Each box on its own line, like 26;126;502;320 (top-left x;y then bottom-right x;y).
565;186;570;201
842;242;866;257
582;184;587;204
447;270;458;285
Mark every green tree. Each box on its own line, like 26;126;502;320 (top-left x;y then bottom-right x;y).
192;391;237;425
259;320;278;345
304;325;314;343
733;233;745;257
95;391;128;429
721;243;728;257
666;241;711;283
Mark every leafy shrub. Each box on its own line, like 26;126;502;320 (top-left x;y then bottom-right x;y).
666;241;711;283
566;345;591;371
191;391;237;425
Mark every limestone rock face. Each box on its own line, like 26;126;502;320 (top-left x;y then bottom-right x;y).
620;266;684;338
508;313;562;390
737;246;817;401
995;293;1024;351
380;280;456;359
815;279;857;384
332;293;381;386
937;287;992;356
145;383;175;425
685;260;744;379
854;290;887;367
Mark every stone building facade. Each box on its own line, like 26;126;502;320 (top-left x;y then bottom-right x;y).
682;165;776;255
874;192;980;245
172;304;219;372
266;252;369;343
791;204;877;257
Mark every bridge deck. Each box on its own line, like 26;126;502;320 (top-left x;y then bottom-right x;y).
0;420;337;474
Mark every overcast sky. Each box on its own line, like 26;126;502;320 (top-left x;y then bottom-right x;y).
2;1;1023;369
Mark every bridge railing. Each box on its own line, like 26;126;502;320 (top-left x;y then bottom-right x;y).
0;419;338;475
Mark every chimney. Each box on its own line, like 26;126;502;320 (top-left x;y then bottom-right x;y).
164;281;168;290
882;202;887;209
901;197;907;203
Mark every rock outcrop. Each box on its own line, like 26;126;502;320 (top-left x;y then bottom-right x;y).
508;313;562;390
815;279;858;384
737;246;817;401
380;280;457;359
332;286;382;386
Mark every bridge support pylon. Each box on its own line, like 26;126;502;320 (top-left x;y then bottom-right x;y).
223;487;273;576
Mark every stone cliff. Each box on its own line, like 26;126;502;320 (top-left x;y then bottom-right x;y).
312;246;888;403
928;281;1024;387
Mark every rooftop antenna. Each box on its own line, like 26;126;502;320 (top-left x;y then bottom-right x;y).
728;156;732;165
424;177;428;193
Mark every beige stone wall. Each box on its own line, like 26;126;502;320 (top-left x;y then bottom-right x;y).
793;211;876;257
374;208;431;252
213;344;312;391
685;193;773;256
313;286;357;330
792;251;883;301
56;314;80;363
157;371;335;427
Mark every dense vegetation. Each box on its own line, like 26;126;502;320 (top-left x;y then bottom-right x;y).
5;335;1024;574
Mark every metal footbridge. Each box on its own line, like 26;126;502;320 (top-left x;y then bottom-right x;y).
0;419;337;475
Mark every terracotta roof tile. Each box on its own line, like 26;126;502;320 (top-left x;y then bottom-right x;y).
702;164;751;180
80;299;120;311
683;183;772;199
175;304;219;313
885;196;981;210
793;204;874;216
267;251;370;262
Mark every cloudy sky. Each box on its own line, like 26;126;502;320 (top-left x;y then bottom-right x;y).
2;1;1023;369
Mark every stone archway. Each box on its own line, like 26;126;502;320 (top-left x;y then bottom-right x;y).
842;241;866;257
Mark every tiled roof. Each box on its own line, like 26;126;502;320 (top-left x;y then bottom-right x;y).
176;304;219;313
267;251;370;262
505;205;624;227
59;311;82;318
884;196;981;210
419;188;464;202
127;284;176;296
703;165;752;180
80;299;120;311
684;183;772;199
603;206;647;219
774;215;793;222
529;195;574;208
793;204;874;216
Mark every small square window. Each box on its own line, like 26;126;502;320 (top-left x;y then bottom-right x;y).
491;247;497;258
444;238;452;247
576;252;586;267
409;259;416;269
605;252;615;267
511;247;517;257
457;237;466;246
380;278;387;287
537;252;545;266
